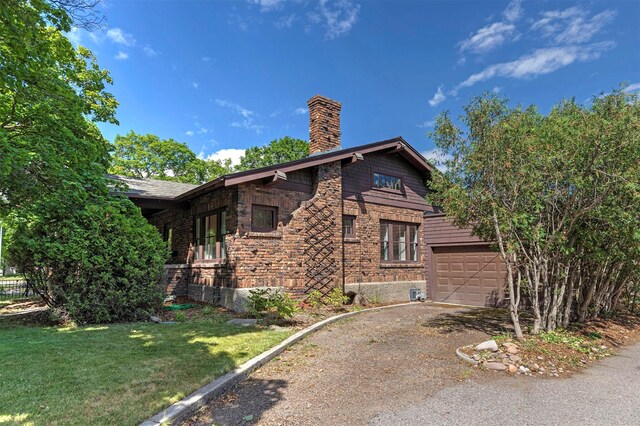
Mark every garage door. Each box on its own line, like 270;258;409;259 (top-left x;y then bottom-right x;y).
432;245;507;307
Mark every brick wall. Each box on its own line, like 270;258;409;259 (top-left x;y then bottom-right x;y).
308;95;342;154
342;199;425;284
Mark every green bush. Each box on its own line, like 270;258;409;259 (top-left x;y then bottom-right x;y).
7;194;168;324
245;288;299;319
325;288;348;308
306;290;324;309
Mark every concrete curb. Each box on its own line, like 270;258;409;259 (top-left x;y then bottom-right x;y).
456;345;479;366
139;302;420;426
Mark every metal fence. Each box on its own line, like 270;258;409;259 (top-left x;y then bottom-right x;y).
0;279;34;301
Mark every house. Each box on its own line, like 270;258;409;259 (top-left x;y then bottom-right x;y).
118;95;507;310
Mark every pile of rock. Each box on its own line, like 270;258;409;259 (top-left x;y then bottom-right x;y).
470;339;545;375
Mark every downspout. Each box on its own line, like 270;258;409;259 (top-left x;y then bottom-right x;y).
341;194;346;295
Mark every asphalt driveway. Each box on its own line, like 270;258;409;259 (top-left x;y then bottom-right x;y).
371;343;640;425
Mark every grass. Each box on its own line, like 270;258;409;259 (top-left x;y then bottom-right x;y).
0;313;293;425
0;275;24;281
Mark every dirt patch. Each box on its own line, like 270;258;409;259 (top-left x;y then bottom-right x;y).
459;312;640;378
184;303;493;426
0;299;46;315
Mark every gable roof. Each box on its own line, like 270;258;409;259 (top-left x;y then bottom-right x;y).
177;136;434;200
108;174;198;200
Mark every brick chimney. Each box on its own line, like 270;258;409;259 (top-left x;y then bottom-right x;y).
307;95;342;155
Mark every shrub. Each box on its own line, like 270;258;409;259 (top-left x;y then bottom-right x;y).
306;290;324;309
325;287;348;308
245;288;299;319
8;194;168;324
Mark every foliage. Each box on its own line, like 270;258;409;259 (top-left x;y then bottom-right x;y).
245;288;300;319
306;290;324;309
1;1;174;324
325;287;349;308
0;316;292;425
109;131;233;184
236;136;309;171
305;288;349;309
174;311;186;322
429;87;640;336
0;0;117;214
7;192;168;324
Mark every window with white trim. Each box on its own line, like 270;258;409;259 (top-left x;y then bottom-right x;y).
380;221;419;262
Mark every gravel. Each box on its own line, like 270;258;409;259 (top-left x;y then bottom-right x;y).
183;303;492;426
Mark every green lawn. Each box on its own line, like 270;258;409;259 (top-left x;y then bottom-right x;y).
0;314;292;425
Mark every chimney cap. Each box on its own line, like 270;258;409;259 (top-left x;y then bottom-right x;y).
307;95;342;108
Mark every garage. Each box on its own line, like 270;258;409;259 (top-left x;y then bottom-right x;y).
424;213;508;307
431;245;507;307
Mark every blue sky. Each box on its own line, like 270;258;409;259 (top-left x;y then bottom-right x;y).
68;0;640;165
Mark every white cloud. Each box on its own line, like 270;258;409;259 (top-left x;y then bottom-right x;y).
215;99;264;134
215;99;254;118
66;27;82;45
532;7;616;44
429;86;446;107
248;0;284;12
294;107;308;115
624;83;640;93
197;128;208;134
143;45;158;57
416;120;435;129
231;120;265;134
458;0;522;56
186;130;195;136
422;148;451;172
275;14;296;29
192;82;199;89
206;148;246;167
503;0;523;22
114;51;129;61
459;22;517;54
318;0;360;40
89;32;102;44
492;86;501;93
202;56;211;62
456;42;615;90
106;28;135;46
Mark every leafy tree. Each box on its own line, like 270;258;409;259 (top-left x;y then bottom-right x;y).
236;136;308;171
429;88;639;337
0;0;117;213
1;0;169;323
8;190;167;324
109;131;233;184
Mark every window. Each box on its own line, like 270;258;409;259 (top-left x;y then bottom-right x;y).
162;224;173;251
373;172;402;191
252;205;277;232
193;208;226;261
380;222;419;262
342;216;355;238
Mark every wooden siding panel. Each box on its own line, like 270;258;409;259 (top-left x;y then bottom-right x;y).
342;152;429;210
424;215;485;246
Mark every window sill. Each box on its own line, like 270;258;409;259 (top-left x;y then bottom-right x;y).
245;231;283;239
344;238;360;243
380;262;423;268
372;187;405;196
191;260;228;268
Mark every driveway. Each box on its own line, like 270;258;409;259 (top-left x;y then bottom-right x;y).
372;343;640;425
185;303;497;425
185;304;639;425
